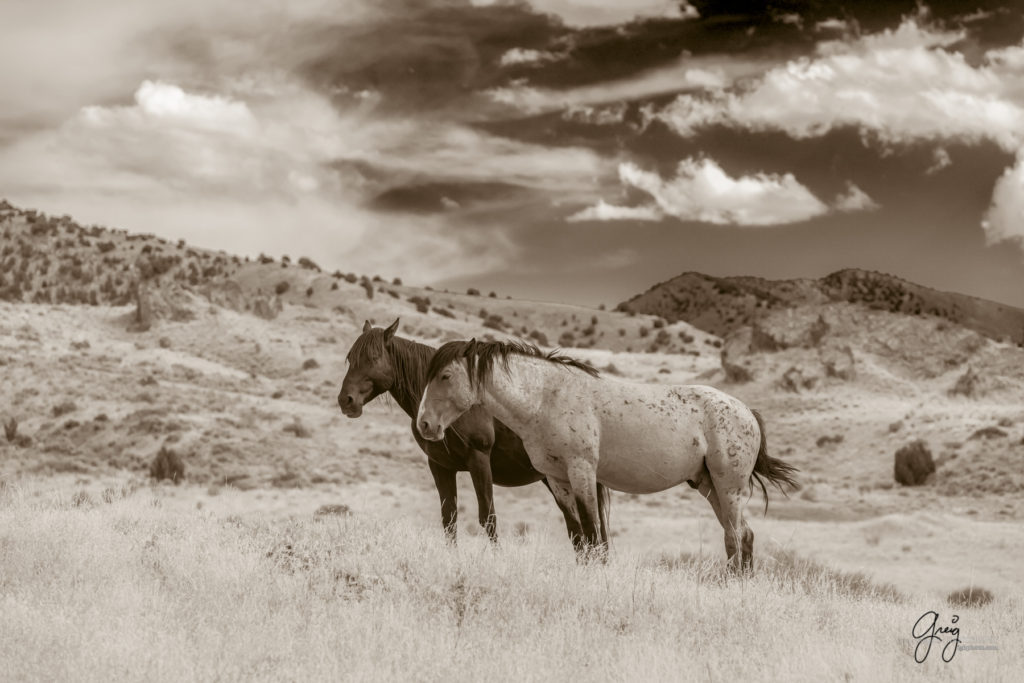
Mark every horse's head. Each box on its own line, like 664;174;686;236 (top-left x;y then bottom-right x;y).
338;318;399;418
417;339;478;441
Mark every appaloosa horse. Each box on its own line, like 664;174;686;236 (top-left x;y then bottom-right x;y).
417;339;798;571
338;320;609;551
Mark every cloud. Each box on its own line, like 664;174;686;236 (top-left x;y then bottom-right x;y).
617;158;829;226
484;54;766;116
833;183;880;212
500;47;562;66
477;0;697;28
0;74;554;282
566;199;661;222
926;147;952;174
815;18;850;32
982;151;1024;247
653;18;1024;152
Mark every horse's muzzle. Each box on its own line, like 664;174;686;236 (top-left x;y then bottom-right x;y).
338;393;362;418
418;418;444;441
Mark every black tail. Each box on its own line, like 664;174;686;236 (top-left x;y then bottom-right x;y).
596;482;612;548
750;409;799;514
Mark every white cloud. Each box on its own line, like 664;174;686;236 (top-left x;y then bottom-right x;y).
833;183;880;212
0;74;603;282
926;147;952;174
982;151;1024;247
562;103;628;126
484;54;765;117
617;158;829;226
566;199;662;222
654;19;1024;152
477;0;697;28
815;18;850;32
499;48;562;67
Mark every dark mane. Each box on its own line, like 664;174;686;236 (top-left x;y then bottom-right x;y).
426;339;600;387
348;329;435;413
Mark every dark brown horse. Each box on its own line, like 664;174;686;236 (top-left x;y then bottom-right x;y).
338;319;609;551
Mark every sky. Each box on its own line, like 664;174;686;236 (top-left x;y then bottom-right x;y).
2;0;1024;308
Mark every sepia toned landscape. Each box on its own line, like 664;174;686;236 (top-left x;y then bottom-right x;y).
5;0;1024;680
2;200;1021;680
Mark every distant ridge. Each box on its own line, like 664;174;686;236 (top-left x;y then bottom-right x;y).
617;269;1024;345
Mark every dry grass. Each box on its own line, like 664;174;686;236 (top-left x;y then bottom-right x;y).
0;486;1017;682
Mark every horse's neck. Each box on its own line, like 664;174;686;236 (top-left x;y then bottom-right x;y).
478;356;551;433
386;339;434;419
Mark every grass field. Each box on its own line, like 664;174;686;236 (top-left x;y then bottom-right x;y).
1;484;1017;682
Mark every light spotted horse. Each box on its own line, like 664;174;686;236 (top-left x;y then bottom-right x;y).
417;339;799;571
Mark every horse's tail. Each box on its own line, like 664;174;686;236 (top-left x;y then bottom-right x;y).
749;409;800;514
596;482;612;548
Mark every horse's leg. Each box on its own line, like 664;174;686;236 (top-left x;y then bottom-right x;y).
542;478;586;553
693;464;750;571
705;456;753;574
545;477;592;560
427;459;459;543
467;449;498;543
566;460;606;561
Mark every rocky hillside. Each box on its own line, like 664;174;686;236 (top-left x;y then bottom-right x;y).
0;200;712;356
617;269;1024;345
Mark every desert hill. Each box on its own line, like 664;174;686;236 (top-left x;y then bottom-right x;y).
617;269;1024;345
0;200;712;357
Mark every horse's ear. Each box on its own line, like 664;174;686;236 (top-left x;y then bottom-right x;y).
362;320;372;334
383;318;399;342
465;338;478;356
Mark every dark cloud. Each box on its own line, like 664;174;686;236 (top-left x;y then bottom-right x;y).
296;3;565;113
370;181;533;213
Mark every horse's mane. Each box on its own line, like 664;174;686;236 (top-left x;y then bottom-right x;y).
348;329;435;407
426;339;599;387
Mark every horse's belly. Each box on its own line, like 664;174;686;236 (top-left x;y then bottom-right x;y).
596;412;704;494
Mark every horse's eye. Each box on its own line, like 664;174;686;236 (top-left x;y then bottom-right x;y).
441;373;450;381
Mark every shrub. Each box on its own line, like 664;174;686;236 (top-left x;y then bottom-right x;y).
283;418;312;438
558;331;575;347
947;586;994;608
150;446;185;483
298;257;321;271
893;440;935;486
3;416;16;442
488;291;496;298
639;326;649;338
408;295;430;313
816;434;844;448
306;286;314;297
432;307;455;318
528;330;548;346
52;401;78;418
653;318;665;329
392;277;402;286
275;281;290;295
331;282;338;291
302;358;320;370
483;314;505;331
466;288;480;296
96;241;116;254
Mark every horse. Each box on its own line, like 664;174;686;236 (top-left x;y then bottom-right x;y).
416;338;799;572
338;319;610;552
